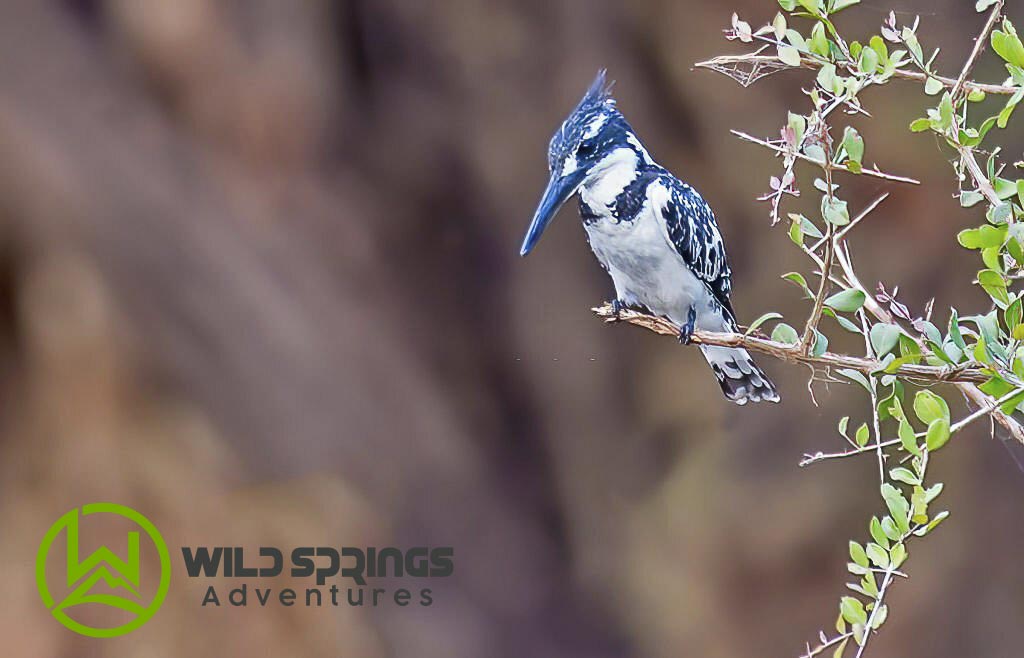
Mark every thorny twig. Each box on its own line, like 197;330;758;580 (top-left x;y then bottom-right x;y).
699;3;1024;448
951;0;1004;100
799;386;1024;467
593;304;989;384
731;131;921;185
696;53;1019;96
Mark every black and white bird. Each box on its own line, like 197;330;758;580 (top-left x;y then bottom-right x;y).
520;70;779;405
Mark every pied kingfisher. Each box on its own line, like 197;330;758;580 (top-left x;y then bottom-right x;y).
520;70;779;405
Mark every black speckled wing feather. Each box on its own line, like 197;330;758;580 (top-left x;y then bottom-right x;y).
659;175;735;321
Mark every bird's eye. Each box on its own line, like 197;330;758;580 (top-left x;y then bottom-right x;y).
576;141;596;158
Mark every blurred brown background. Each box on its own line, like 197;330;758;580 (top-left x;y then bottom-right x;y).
0;1;1022;656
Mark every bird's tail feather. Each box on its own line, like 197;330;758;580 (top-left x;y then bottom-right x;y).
700;345;780;405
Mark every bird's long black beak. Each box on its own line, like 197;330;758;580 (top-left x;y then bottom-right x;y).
520;169;586;256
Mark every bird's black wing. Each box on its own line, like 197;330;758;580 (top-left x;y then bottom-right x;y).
657;175;736;321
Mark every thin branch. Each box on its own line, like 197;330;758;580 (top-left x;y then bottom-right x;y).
831;242;1024;446
800;438;902;467
854;570;895;658
592;304;988;383
731;130;921;185
951;385;1024;433
810;193;890;254
800;631;854;658
799;386;1024;467
860;310;887;480
802;217;835;354
696;53;1019;96
960;144;1002;207
951;0;1004;99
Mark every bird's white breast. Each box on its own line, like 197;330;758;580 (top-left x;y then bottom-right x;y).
583;179;718;329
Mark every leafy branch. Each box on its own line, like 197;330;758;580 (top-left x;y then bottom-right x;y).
595;0;1024;654
593;304;988;384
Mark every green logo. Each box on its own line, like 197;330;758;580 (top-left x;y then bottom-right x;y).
36;503;171;637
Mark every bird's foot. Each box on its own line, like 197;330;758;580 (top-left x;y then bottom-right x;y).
678;306;698;345
612;299;627;319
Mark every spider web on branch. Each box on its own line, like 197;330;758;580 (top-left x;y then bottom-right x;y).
695;55;793;87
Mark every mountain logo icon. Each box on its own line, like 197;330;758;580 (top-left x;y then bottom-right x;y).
36;503;171;637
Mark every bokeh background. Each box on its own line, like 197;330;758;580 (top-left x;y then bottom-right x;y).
1;1;1022;656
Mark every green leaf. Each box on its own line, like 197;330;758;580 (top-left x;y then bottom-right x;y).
870;323;901;356
881;515;901;541
813;330;828;357
958;225;1007;249
978;269;1010;306
849;541;869;568
911;486;928;524
960;191;985;208
855;422;870;447
778;45;802;67
914;390;950;425
865;542;889;568
805;144;827;163
838;368;871;393
881;483;911;534
995;177;1019;200
998;98;1019;129
861;572;878;597
797;0;823;15
890;467;920;485
869;35;889;64
832;0;860;12
913;510;949;536
1005;297;1022;331
872;604;889;630
926;418;951;451
924;77;944;95
899;418;920;455
869;516;889;549
825;288;866;313
903;28;923;63
810;22;830;57
938;92;954;131
859;47;879;74
782;271;813;298
840;596;868;626
825;307;864;334
817;63;838;93
981;246;1002;272
975;334;992;365
889;542;907;569
788;113;807;145
977;0;999;11
789;212;823;240
779;0;798;10
822;197;850;225
841;126;864;165
992;20;1024;69
949;310;966;349
745;312;784;336
772;322;800;344
909;117;931;132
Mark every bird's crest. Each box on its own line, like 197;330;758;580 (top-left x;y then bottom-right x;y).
548;69;620;171
577;69;616;112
